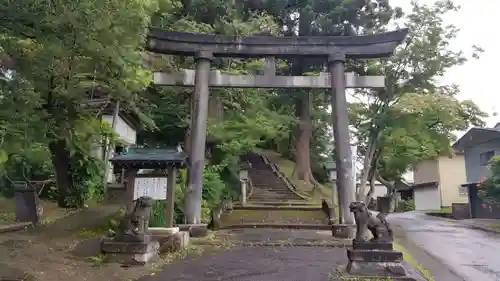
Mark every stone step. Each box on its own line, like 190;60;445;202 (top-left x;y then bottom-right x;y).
217;209;328;227
249;194;300;198
252;190;292;194
249;194;301;198
252;185;294;190
233;205;322;211
249;197;303;201
251;180;286;184
252;184;287;187
251;190;294;194
238;201;310;206
219;223;331;230
251;193;295;197
250;190;298;194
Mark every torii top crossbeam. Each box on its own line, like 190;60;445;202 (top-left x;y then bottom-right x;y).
147;28;409;59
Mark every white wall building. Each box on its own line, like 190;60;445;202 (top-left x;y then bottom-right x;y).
90;102;142;183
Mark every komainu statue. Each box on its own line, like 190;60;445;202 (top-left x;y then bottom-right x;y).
349;201;393;243
115;196;153;242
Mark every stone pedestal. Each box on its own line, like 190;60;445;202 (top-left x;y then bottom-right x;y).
342;241;415;280
178;223;208;237
149;227;179;237
159;231;190;253
352;240;393;250
101;235;159;265
332;224;355;238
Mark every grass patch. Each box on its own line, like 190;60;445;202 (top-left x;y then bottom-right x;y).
0;211;15;225
394;243;434;281
0;196;99;226
425;206;453;218
149;232;235;273
485;223;500;232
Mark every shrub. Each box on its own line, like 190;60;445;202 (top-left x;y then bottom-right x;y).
479;156;500;204
149;200;167;227
397;199;415;212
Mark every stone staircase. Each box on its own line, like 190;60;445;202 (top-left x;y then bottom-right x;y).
245;152;305;202
214;152;331;229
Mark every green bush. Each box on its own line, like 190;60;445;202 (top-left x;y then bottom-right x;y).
397;199;415;212
0;143;53;197
171;164;235;224
149;200;167;227
479;156;500;204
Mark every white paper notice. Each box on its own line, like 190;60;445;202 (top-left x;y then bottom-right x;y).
133;177;168;200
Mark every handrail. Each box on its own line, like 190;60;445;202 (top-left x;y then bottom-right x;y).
321;199;335;225
259;154;308;200
246;177;254;200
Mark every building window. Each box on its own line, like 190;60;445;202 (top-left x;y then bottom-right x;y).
479;151;495;166
458;186;468;197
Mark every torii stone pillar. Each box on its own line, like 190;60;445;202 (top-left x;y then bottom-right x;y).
184;51;212;224
329;53;355;225
146;27;409;226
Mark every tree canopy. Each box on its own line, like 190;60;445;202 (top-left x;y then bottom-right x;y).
0;0;488;221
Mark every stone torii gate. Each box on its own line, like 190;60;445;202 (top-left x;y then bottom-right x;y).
146;28;408;225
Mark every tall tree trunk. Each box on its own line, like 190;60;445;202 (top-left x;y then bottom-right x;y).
364;168;376;205
291;6;318;185
292;92;316;184
48;139;73;208
357;137;377;201
376;173;397;212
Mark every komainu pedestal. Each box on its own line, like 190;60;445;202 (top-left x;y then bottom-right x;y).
341;202;416;280
101;196;159;265
102;235;159;264
347;241;407;277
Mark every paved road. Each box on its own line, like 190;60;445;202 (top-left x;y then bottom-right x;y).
389;211;500;281
140;229;424;281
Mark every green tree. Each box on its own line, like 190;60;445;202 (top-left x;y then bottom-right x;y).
243;0;403;185
479;156;500;204
146;1;293;222
351;0;487;203
0;0;166;207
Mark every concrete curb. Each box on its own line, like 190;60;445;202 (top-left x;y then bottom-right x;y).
461;223;500;234
424;213;500;235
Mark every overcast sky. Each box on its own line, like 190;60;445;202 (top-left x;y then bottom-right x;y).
399;0;499;130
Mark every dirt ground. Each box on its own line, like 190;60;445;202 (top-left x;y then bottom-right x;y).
0;201;234;281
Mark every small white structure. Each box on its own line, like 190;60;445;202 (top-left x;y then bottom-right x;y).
89;100;142;183
362;181;387;199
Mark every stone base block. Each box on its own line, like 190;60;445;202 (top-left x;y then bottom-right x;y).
353;240;393;250
332;224;355;238
101;239;159;265
336;264;416;281
346;260;408;277
348;249;403;262
115;233;152;243
177;224;208;237
149;227;179;237
159;231;190;253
